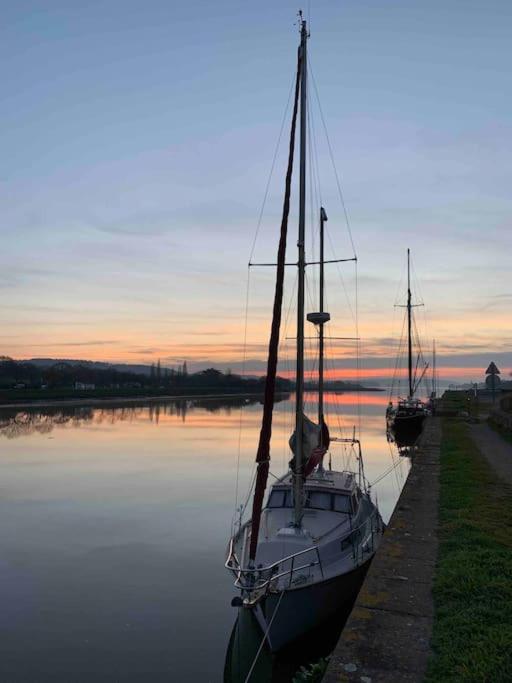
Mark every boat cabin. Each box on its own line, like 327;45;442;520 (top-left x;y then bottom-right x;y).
267;488;355;514
266;470;360;516
260;470;361;539
238;470;363;568
396;397;426;416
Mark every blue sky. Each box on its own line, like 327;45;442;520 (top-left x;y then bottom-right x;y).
1;1;511;381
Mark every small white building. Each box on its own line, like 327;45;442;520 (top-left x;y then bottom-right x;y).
74;382;95;390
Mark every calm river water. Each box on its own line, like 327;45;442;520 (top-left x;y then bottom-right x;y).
0;393;409;682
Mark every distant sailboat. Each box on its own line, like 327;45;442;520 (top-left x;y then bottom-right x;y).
225;17;383;652
386;249;428;439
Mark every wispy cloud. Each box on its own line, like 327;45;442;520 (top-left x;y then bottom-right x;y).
128;347;167;355
28;340;120;347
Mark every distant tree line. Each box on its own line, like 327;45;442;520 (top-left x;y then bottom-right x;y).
0;357;292;394
0;357;147;390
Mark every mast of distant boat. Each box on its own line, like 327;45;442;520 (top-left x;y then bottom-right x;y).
293;16;308;528
432;338;437;399
407;248;413;399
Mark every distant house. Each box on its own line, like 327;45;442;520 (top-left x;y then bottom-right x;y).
13;382;26;389
74;382;95;390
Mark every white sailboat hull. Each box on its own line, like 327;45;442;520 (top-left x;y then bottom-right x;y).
226;472;384;651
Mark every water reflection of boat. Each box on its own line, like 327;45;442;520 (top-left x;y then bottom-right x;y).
224;609;273;683
224;597;354;682
386;427;420;457
225;17;383;653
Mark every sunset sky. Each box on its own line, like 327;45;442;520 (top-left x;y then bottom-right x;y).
1;1;511;384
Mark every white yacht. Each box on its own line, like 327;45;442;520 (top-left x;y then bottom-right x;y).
225;16;383;651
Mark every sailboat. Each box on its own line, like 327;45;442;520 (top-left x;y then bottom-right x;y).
386;249;428;438
225;17;383;652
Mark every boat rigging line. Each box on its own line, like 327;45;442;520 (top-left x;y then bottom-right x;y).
243;590;286;683
309;59;356;259
234;264;252;513
249;43;302;560
234;40;300;520
248;73;296;265
370;456;407;488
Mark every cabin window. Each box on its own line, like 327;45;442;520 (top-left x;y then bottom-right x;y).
341;528;360;551
333;494;352;513
306;491;331;511
340;533;353;551
268;490;293;508
268;491;285;508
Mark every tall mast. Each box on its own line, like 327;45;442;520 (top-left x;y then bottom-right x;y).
318;207;327;431
407;248;413;398
293;17;308;528
247;39;302;561
315;207;329;474
432;338;437;397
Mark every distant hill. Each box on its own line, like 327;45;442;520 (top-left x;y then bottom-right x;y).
27;358;153;376
17;359;382;391
0;358;292;401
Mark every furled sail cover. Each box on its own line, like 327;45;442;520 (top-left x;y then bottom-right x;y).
289;414;320;472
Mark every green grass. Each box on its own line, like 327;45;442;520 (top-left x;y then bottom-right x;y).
426;420;512;682
292;658;328;682
438;390;478;418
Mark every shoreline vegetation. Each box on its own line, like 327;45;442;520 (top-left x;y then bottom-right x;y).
0;356;382;408
427;410;512;681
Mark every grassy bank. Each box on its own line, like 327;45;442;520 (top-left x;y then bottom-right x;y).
426;419;512;682
438;390;477;417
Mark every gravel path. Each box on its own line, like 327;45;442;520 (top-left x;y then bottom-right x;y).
468;422;512;485
324;418;441;683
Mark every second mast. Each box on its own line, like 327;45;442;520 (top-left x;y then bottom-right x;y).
294;17;308;528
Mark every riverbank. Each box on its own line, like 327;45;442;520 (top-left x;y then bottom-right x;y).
323;400;512;682
324;418;441;682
